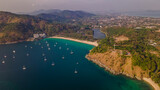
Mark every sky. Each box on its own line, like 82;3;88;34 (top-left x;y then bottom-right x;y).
0;0;160;13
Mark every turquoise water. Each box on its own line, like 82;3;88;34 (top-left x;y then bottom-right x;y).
0;38;153;90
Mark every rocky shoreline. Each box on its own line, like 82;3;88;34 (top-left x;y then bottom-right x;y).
86;54;160;90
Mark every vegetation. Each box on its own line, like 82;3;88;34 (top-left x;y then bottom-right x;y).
91;27;160;86
0;11;94;43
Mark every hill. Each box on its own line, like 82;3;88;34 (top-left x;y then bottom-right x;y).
0;11;94;43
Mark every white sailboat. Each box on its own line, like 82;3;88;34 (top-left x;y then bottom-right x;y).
2;60;5;64
4;55;7;58
51;62;55;66
62;56;65;59
74;68;78;74
22;66;26;70
26;53;29;56
44;58;47;61
13;50;16;54
70;51;74;54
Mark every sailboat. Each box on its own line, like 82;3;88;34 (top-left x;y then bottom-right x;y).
22;66;26;70
13;50;16;54
74;68;78;74
70;51;74;54
26;53;29;56
2;60;5;64
4;55;7;58
13;55;15;59
42;53;45;56
51;62;55;66
76;62;79;65
62;56;65;59
44;58;47;61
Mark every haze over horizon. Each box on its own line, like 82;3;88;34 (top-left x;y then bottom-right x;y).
0;0;160;13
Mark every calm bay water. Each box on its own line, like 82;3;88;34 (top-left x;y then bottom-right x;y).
0;38;153;90
93;29;106;39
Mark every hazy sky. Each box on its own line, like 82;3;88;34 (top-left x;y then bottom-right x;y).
0;0;160;13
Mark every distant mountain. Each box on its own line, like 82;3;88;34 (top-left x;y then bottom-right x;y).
0;11;79;43
29;9;61;15
36;10;95;22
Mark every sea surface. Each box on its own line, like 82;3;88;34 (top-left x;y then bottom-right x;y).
0;38;153;90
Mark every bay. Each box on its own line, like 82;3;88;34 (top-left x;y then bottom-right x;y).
0;38;153;90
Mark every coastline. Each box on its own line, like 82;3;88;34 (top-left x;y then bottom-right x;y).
86;55;160;90
50;36;98;46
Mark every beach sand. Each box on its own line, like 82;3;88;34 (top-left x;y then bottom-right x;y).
143;78;160;90
50;36;98;46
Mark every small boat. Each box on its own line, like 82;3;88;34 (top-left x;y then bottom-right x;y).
48;48;51;50
47;44;50;47
22;66;26;70
59;47;61;50
67;48;69;50
76;62;79;65
44;58;47;61
74;68;78;74
13;56;15;59
42;53;45;56
54;45;56;47
26;53;29;56
56;42;58;44
62;56;65;59
46;41;48;43
70;51;74;54
4;55;7;58
2;60;5;64
13;50;16;53
41;46;43;48
25;45;27;48
30;47;33;49
66;43;68;45
51;62;55;66
39;43;41;45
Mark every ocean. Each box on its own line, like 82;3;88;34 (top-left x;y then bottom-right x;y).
0;38;153;90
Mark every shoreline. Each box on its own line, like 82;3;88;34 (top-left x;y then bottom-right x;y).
86;55;160;90
50;36;98;46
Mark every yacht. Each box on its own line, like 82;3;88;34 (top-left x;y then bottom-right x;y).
2;60;5;64
26;53;29;56
70;51;74;54
74;68;78;74
13;50;16;53
4;55;7;58
62;56;65;59
13;56;15;59
22;66;26;70
44;58;47;61
51;62;55;66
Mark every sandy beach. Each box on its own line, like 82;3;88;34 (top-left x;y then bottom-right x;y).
143;78;160;90
50;36;98;46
